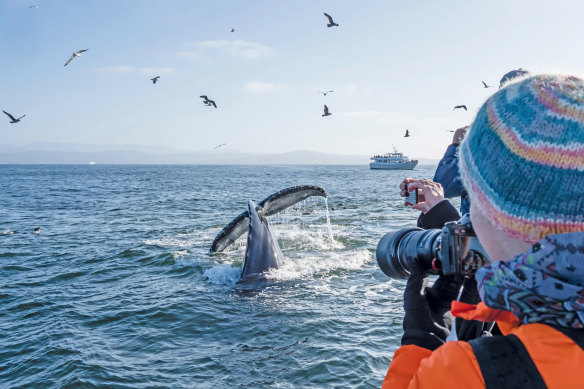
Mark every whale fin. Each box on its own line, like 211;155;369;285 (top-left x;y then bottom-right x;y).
210;185;328;252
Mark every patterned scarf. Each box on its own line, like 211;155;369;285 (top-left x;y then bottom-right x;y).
476;232;584;329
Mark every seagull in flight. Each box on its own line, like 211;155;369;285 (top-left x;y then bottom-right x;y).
482;81;493;88
64;49;89;66
28;4;40;8
214;143;227;150
454;105;467;111
318;90;333;96
3;110;25;123
404;129;410;138
324;13;339;27
151;76;160;84
230;28;235;32
322;105;331;117
200;95;217;108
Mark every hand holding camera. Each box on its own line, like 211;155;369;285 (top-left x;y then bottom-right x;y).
400;178;445;214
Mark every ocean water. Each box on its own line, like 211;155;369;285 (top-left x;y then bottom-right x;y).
0;164;439;388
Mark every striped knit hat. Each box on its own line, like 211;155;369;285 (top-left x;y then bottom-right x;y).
459;74;584;243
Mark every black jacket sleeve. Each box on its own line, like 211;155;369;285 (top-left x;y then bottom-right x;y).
416;200;461;229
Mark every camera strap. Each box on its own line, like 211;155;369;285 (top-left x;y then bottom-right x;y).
469;334;547;389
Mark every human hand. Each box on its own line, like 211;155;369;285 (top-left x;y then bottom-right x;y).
452;126;469;145
402;265;463;350
406;179;445;214
399;178;415;203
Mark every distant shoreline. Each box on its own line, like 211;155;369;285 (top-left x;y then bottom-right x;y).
0;145;440;165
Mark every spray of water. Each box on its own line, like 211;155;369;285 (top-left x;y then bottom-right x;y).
324;197;334;242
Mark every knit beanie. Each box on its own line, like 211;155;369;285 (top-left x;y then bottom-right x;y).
459;74;584;243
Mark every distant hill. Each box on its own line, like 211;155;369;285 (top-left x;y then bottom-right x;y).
0;143;440;165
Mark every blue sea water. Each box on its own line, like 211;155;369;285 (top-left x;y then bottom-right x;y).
0;164;439;388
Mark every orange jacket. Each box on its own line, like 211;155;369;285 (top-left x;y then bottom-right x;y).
382;301;584;389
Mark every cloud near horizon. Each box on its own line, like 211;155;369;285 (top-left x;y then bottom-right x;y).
244;81;277;92
97;66;174;75
341;111;382;117
189;40;273;59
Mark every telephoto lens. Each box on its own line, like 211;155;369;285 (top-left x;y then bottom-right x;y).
376;227;441;279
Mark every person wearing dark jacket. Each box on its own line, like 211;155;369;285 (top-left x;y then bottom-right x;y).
383;74;584;389
432;127;470;215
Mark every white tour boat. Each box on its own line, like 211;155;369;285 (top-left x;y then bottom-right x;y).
369;149;418;170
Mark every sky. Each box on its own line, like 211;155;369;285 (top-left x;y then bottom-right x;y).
2;0;584;159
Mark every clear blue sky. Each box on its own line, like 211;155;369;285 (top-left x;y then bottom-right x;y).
2;0;583;158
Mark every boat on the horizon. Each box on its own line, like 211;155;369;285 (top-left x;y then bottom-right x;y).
369;149;418;170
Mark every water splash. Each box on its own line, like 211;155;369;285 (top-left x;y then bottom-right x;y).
203;264;241;284
324;198;334;242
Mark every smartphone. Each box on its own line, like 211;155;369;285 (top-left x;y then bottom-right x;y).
404;185;418;205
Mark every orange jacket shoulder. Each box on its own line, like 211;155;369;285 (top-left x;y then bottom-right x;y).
382;341;484;389
511;324;584;389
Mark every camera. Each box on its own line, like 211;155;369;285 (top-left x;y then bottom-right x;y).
404;183;418;205
376;214;490;279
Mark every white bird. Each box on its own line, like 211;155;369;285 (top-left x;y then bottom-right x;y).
28;5;40;9
64;49;89;66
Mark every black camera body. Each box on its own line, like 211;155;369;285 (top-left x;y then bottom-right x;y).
376;214;490;279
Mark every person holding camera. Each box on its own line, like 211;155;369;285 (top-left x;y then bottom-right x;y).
382;74;584;388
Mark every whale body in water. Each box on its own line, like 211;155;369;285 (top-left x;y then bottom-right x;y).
210;185;328;282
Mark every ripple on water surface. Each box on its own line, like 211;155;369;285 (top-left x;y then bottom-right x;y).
0;164;435;388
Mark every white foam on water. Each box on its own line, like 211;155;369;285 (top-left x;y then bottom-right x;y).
263;248;372;281
172;249;189;259
270;223;343;251
203;264;241;285
324;197;334;242
143;231;214;248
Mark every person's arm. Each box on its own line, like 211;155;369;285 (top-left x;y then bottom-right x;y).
433;144;464;198
381;259;479;388
418;200;460;229
433;127;468;199
382;341;485;389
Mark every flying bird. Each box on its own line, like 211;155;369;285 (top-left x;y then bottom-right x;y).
151;76;160;84
322;105;331;117
214;143;227;150
3;110;25;123
454;105;467;111
28;5;40;8
324;13;339;27
482;81;493;88
318;90;333;96
404;129;410;138
200;95;217;108
230;28;235;32
64;49;89;66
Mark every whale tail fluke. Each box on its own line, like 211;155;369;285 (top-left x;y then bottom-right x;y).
210;185;328;253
